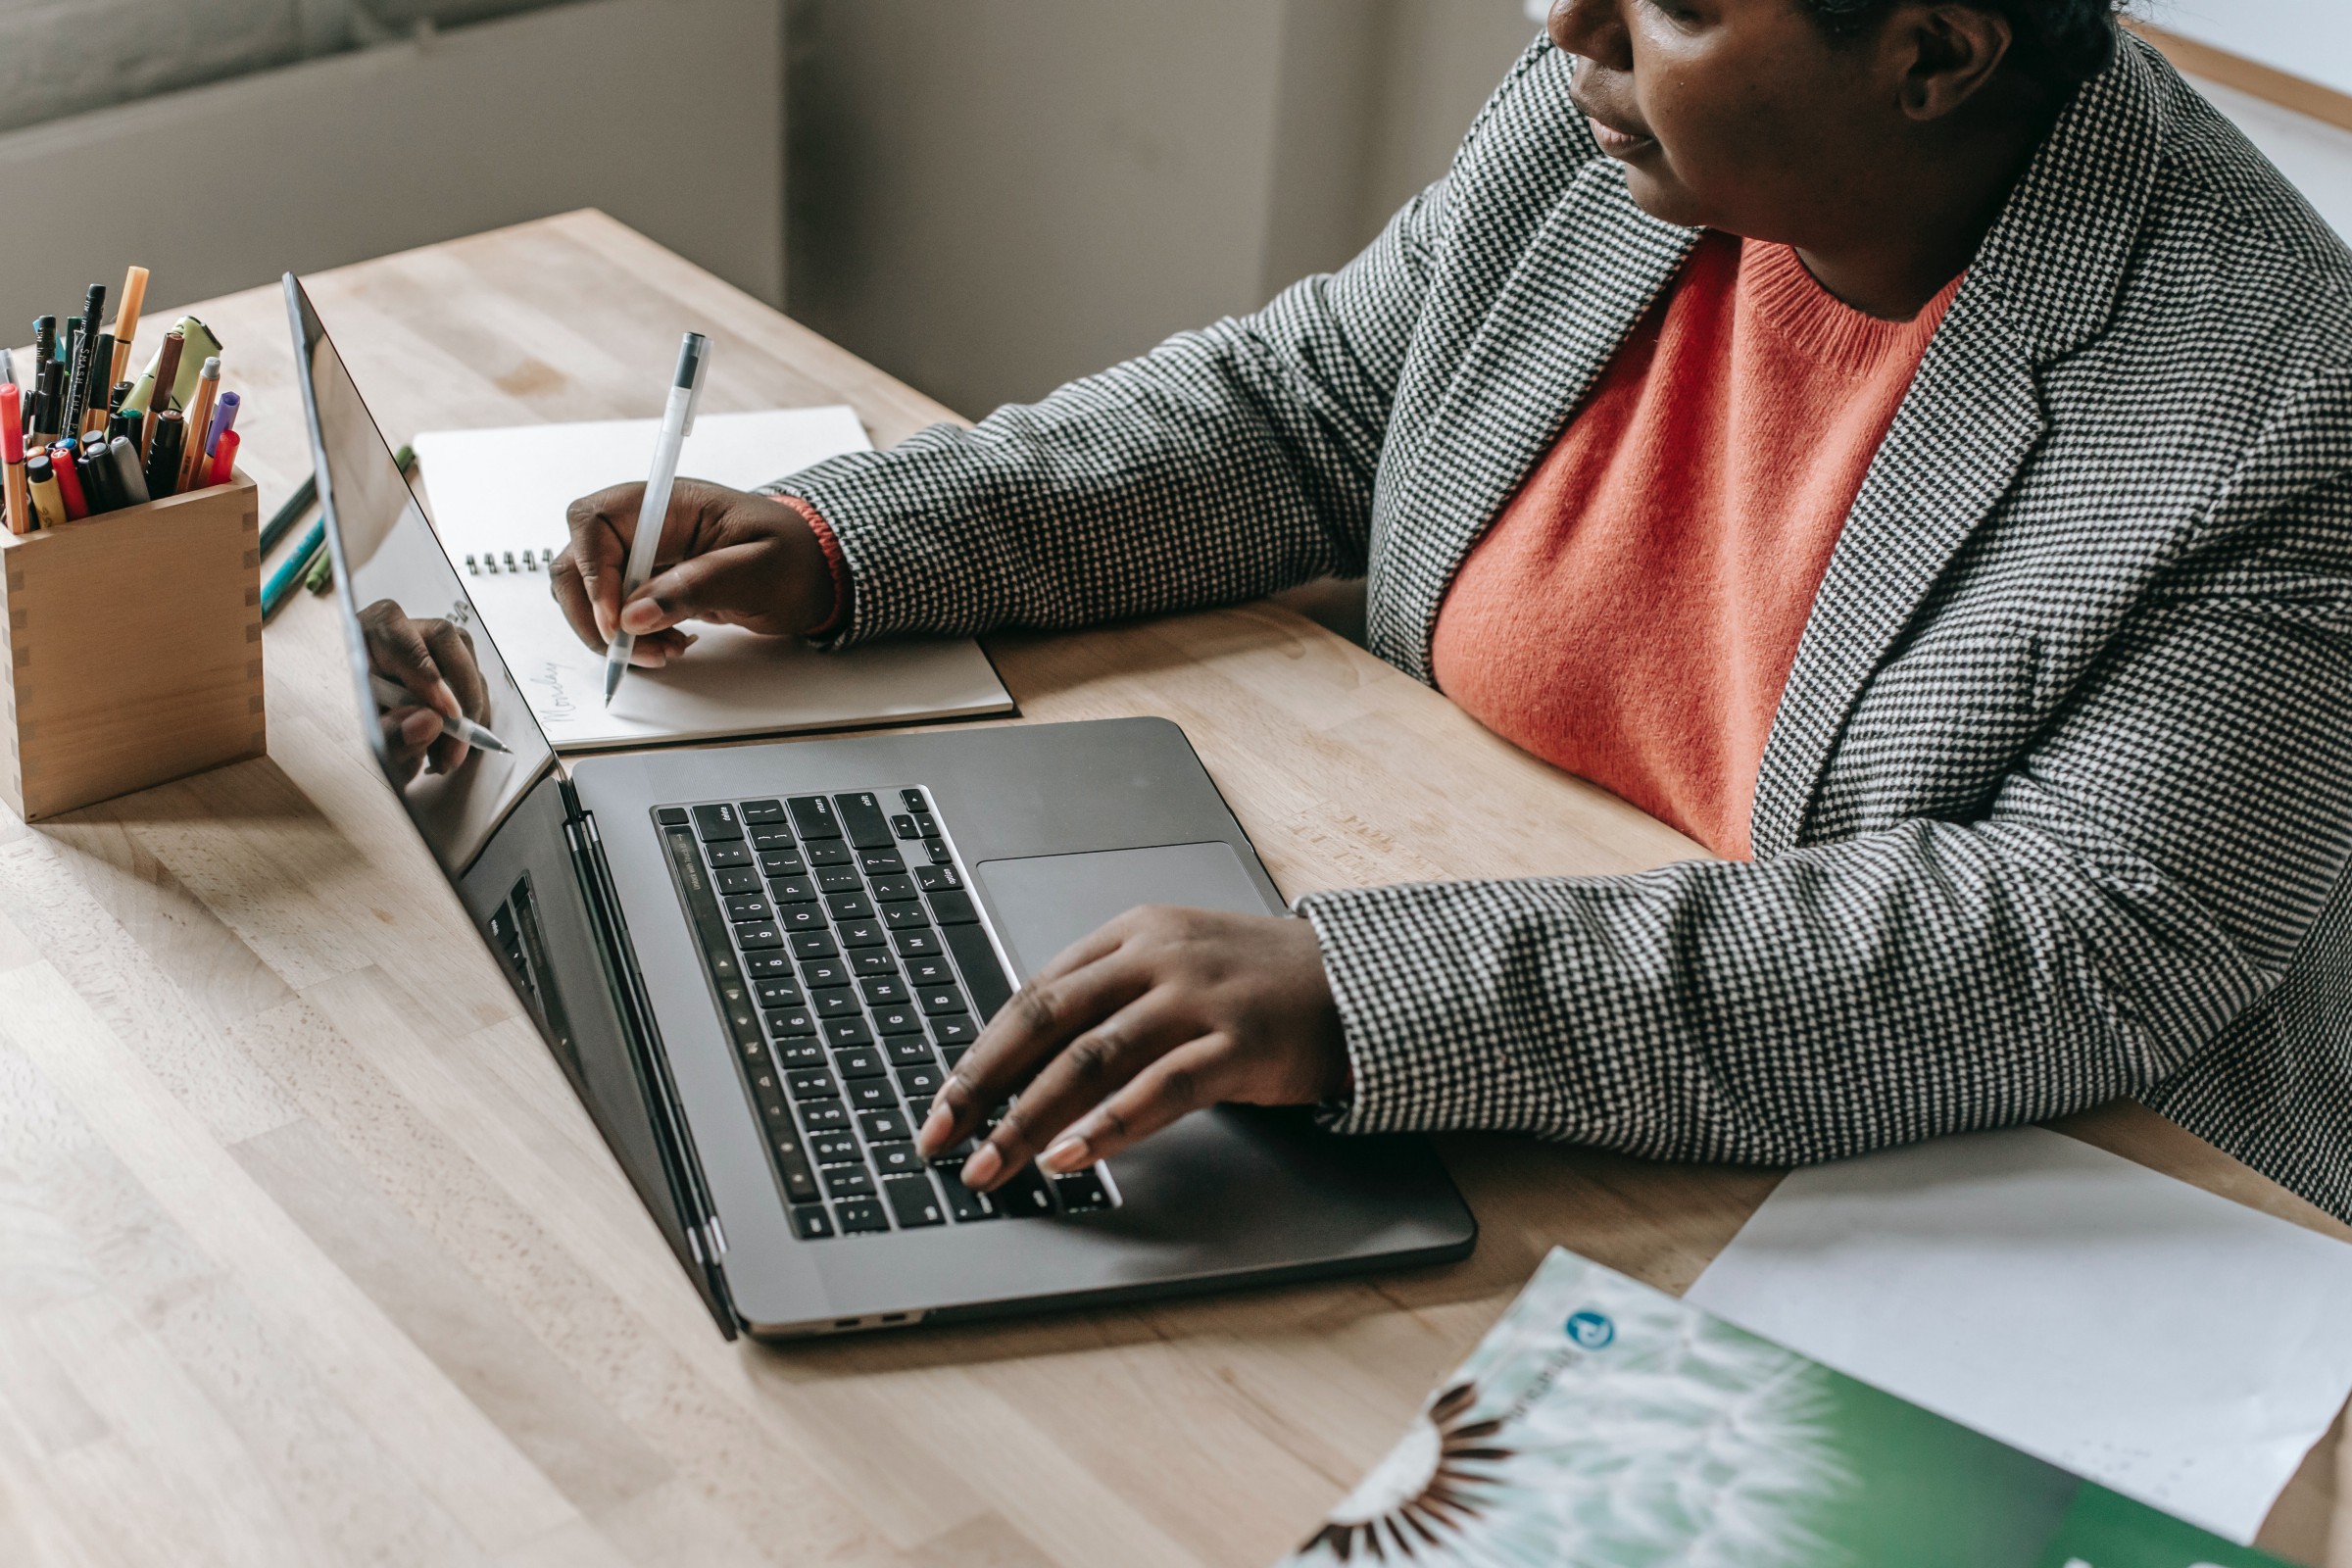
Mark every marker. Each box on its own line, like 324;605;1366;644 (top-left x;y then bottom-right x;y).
79;333;113;435
368;675;513;756
1;385;25;535
77;433;122;513
261;446;413;620
29;361;63;447
110;265;149;386
140;329;184;457
24;453;64;530
604;331;710;705
108;436;150;508
208;429;241;488
30;317;55;370
0;347;15;395
46;441;88;519
144;410;184;501
61;284;105;439
204;388;239;458
179;359;220;490
260;474;318;559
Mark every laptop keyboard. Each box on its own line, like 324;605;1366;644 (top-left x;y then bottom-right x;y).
655;788;1118;1240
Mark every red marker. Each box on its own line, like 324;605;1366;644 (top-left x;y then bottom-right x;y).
2;385;25;535
208;429;240;488
47;440;88;519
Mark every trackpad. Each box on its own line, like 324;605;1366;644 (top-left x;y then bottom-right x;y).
975;842;1276;979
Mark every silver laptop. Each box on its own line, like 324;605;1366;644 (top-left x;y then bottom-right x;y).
286;274;1475;1339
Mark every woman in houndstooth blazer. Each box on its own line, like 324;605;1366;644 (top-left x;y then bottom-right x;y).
555;3;2352;1219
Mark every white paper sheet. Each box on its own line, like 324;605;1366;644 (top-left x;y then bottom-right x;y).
1687;1127;2352;1543
411;409;1011;750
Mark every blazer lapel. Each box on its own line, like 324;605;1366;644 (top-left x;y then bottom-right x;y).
1367;158;1696;681
1747;39;2167;858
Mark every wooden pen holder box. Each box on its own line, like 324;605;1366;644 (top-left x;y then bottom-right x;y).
0;473;265;821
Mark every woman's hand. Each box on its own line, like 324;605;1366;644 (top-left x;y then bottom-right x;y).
359;598;490;785
913;906;1350;1192
549;479;836;666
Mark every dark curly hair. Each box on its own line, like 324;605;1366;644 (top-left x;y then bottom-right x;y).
1796;0;2123;90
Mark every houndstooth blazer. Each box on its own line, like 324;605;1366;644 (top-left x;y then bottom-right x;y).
780;35;2352;1218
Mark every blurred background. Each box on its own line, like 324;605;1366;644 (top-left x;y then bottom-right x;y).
0;0;2346;420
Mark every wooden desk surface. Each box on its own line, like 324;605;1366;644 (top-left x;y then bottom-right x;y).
2;210;2346;1567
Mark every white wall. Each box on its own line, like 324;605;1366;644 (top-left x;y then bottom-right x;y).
0;0;786;335
2153;0;2352;99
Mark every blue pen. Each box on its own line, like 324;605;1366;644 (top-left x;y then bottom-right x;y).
261;518;323;621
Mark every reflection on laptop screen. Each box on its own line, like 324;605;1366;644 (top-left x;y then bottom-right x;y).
287;280;557;873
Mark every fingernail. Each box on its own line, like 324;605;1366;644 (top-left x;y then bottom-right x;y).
619;600;661;633
961;1145;1003;1190
400;710;440;744
916;1104;952;1152
1040;1134;1090;1173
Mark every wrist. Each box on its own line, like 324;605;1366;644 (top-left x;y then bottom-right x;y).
775;494;852;636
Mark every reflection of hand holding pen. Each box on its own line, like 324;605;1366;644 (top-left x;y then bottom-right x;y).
368;675;512;756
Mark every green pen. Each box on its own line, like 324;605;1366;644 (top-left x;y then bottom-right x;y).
260;444;411;619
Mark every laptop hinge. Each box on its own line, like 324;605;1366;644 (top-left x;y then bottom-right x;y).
560;778;744;1338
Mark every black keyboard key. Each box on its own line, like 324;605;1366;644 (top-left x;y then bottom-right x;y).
997;1165;1057;1218
898;1063;945;1102
826;890;876;921
861;975;909;1005
805;840;855;867
853;950;899;977
894;927;944;959
913;864;962;892
800;1102;851;1132
833;791;896;850
891;813;921;840
916;984;967;1016
787;796;842;839
837;920;889;949
755;978;805;1009
714;980;761;1044
791;931;840;959
886;1038;938;1068
766;1006;817;1038
703;841;754;868
751;824;797;851
786;1068;839;1102
883;1175;946;1229
765;1133;820;1204
810;1131;862;1164
832;1046;887;1078
801;953;852;985
693;803;744;842
759;848;808;877
714;866;762;895
735;921;784;951
905;956;956;988
740;799;787;824
657;806;690;827
772;1038;825;1067
790;1204;834;1239
845;1078;897;1113
937;1170;999;1222
663;826;744;977
825;1016;877;1050
823;1165;875;1200
900;788;930;812
926;889;979;925
939;1042;970;1070
778;905;827;933
1054;1169;1113;1213
869;873;918;904
931;1132;978;1161
923;838;953;866
871;1142;925;1178
872;1004;925;1036
725;893;773;922
942;924;1014;1021
816;865;863;894
913;814;939;838
835;1198;889;1234
742;953;792;979
881;904;933;932
768;874;818;905
858;848;907;875
859;1108;912;1143
812;986;861;1019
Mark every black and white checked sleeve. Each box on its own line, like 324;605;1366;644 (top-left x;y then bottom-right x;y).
1302;435;2352;1170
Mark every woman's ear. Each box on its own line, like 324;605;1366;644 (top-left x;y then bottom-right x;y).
1889;3;2016;122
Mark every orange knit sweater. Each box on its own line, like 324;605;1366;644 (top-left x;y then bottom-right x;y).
1430;232;1960;858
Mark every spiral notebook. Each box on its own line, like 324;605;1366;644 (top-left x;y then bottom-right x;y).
410;408;1011;752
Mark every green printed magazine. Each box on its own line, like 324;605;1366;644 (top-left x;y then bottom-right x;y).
1282;1249;2290;1568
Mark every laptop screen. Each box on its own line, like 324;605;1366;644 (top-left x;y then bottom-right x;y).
285;276;732;1334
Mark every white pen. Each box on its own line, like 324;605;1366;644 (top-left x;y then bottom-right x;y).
604;331;710;705
368;675;513;756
